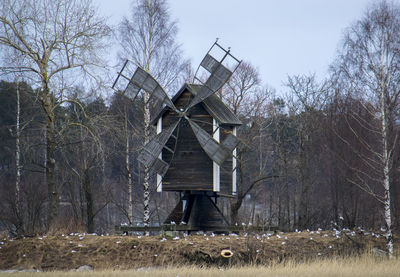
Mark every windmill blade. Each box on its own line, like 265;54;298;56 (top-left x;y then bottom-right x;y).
137;119;180;168
187;119;232;166
113;62;177;112
124;79;142;100
129;67;177;112
188;55;233;109
151;157;169;176
201;54;221;74
221;133;240;152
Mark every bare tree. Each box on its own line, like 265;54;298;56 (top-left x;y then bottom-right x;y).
0;0;111;229
224;62;264;116
117;0;189;228
222;61;273;224
331;0;400;257
3;78;25;235
60;96;110;233
285;74;327;229
324;91;382;228
118;0;189;93
107;91;143;225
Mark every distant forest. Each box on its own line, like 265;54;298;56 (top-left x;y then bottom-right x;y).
0;0;399;251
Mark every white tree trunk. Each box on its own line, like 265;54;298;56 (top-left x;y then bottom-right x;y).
383;174;394;258
143;91;151;232
15;80;22;230
380;91;394;258
125;107;133;225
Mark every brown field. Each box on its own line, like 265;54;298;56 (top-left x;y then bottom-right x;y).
0;229;398;276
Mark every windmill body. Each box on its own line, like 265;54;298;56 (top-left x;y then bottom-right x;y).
154;84;241;194
113;41;242;231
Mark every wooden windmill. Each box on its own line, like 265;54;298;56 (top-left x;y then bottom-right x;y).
113;41;242;231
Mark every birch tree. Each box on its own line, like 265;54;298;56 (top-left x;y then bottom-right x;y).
331;0;400;257
0;79;25;234
0;0;111;228
108;91;141;224
14;78;23;233
118;0;188;227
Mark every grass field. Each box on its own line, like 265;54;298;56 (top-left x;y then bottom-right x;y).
1;230;392;271
3;255;400;277
0;230;397;275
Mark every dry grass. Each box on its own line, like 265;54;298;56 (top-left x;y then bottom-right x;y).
3;255;400;277
0;230;397;274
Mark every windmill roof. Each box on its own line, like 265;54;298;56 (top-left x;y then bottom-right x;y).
151;83;242;126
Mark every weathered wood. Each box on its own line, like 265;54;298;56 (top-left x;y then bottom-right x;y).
187;194;228;229
151;84;242;126
162;90;214;191
163;200;183;224
115;224;277;234
219;125;234;195
154;85;240;196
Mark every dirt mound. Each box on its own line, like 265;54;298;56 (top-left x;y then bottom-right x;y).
0;229;392;271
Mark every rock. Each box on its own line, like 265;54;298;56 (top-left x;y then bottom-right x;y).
372;247;386;257
136;266;163;272
76;265;93;271
0;268;39;274
21;269;40;272
0;269;19;273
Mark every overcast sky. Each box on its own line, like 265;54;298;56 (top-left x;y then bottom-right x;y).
98;0;386;93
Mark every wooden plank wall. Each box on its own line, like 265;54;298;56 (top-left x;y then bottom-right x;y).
219;125;233;195
162;90;214;191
